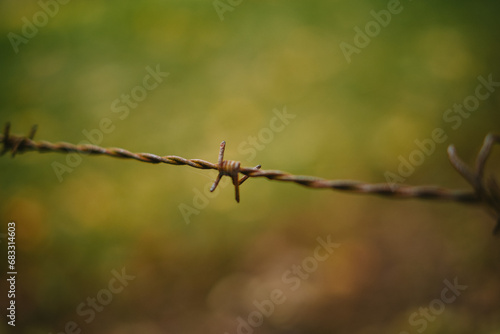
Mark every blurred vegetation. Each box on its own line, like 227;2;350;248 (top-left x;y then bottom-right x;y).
1;0;500;333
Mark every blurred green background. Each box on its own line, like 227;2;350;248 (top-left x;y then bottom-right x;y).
1;0;500;333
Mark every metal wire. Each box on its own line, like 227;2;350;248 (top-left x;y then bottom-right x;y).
0;123;218;169
1;122;499;233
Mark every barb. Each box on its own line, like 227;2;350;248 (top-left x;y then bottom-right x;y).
209;141;261;203
448;134;500;234
1;123;499;233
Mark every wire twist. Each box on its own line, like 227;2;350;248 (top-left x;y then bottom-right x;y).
1;122;498;234
0;123;217;169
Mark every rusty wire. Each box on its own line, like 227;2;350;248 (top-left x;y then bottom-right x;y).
1;122;499;233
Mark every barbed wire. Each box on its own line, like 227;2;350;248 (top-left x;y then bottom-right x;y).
1;122;499;234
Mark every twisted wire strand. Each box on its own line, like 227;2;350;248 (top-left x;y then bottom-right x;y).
3;123;498;233
0;123;496;208
0;130;217;170
238;168;478;203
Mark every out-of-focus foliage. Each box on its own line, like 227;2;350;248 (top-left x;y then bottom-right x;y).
0;1;499;333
